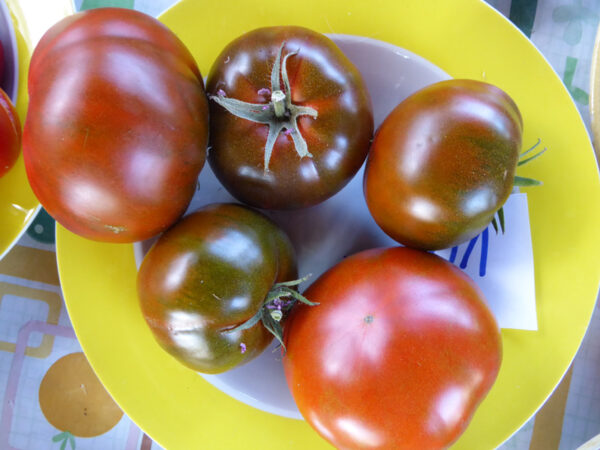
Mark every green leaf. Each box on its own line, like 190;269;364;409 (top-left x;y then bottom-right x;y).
571;86;590;105
273;274;312;288
263;122;286;172
553;5;577;22
261;309;286;351
209;43;316;173
80;0;134;9
491;216;499;234
271;43;285;92
520;138;541;157
514;175;543;186
497;206;505;233
282;50;296;108
224;273;318;336
293;291;319;306
518;147;547;166
224;310;262;333
262;288;283;303
52;432;68;443
288;125;313;160
563;56;590;105
68;433;76;450
564;56;577;87
210;95;273;124
564;20;583;46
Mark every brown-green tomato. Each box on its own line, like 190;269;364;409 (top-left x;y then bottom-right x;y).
364;79;523;250
137;203;297;374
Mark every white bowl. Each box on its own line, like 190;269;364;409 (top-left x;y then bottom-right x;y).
0;0;18;102
134;34;450;420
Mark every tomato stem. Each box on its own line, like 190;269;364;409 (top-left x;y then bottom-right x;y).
270;309;284;321
272;90;286;118
224;274;318;352
209;42;317;172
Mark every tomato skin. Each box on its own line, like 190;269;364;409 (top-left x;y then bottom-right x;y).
283;247;502;450
23;8;209;242
206;26;374;209
0;88;20;177
364;79;523;250
137;203;297;374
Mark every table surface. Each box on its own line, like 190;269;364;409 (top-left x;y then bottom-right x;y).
1;0;599;449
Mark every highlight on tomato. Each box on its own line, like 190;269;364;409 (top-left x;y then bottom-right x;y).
206;26;374;210
283;246;502;449
23;8;209;242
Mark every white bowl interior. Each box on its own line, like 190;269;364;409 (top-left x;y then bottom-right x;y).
0;0;18;102
133;34;450;420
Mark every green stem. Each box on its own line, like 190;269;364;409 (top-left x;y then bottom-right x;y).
513;138;546;187
270;309;284;321
209;42;317;172
224;275;318;350
497;206;505;233
272;90;286;118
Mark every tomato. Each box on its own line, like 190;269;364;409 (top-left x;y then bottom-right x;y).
0;87;20;178
137;203;301;374
23;8;209;242
206;26;374;209
283;247;502;450
364;79;523;250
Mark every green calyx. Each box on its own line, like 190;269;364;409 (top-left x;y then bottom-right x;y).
225;274;318;351
514;138;546;187
210;42;318;172
492;138;547;233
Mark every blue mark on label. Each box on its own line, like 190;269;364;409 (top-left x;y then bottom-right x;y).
448;227;489;277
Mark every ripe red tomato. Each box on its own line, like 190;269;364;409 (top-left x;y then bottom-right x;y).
23;8;209;242
364;79;523;250
0;87;20;177
138;203;299;374
283;247;502;449
206;26;374;209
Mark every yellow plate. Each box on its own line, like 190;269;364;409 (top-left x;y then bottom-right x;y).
0;0;75;258
57;0;600;448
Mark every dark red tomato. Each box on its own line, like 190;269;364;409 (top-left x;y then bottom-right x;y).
0;87;20;177
23;8;209;242
283;247;502;450
138;203;298;374
206;26;374;209
364;79;523;250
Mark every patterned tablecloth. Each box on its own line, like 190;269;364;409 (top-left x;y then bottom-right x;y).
1;0;599;449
